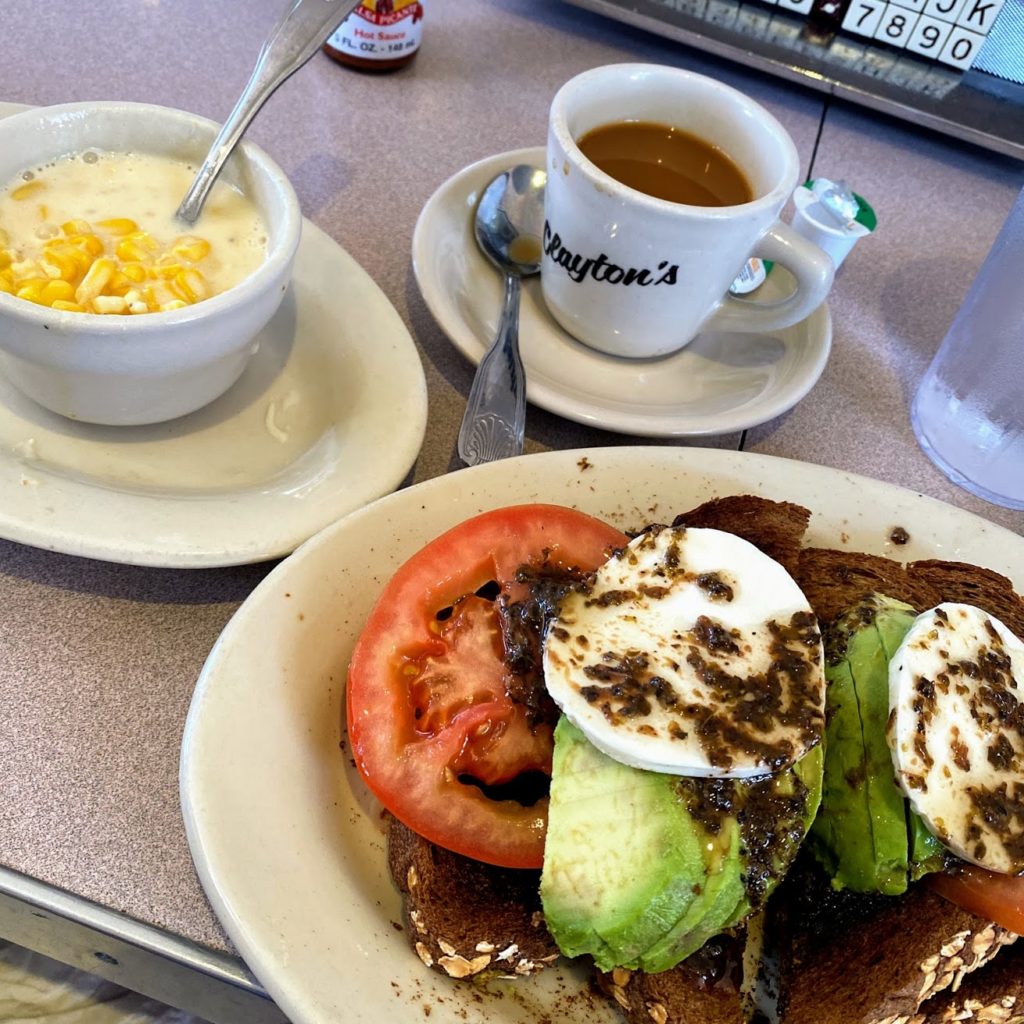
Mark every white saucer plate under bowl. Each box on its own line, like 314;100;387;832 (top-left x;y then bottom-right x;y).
0;102;427;568
181;445;1022;1024
412;147;832;438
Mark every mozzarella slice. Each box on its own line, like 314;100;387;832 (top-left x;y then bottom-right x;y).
541;525;825;778
888;603;1024;874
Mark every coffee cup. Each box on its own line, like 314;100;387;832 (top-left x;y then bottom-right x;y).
541;64;834;359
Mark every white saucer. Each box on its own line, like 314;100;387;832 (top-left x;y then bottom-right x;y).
412;147;832;438
0;101;428;568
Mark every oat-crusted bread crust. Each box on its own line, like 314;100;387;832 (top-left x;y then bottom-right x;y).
916;941;1024;1023
671;495;810;578
777;860;1017;1024
386;815;559;980
596;937;745;1024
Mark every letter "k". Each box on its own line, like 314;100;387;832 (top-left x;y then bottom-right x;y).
961;0;998;27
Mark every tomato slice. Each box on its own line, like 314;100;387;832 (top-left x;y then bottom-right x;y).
347;504;627;869
929;864;1024;934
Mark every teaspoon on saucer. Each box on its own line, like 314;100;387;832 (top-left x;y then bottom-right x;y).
457;164;546;467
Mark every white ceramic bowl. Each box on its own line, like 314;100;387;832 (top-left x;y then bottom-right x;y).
0;101;302;425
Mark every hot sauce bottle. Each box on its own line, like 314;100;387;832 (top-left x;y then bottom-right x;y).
323;0;424;71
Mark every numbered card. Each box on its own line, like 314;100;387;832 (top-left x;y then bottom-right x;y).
874;6;921;43
923;0;967;22
843;0;886;36
906;14;954;55
956;0;1005;30
938;25;987;66
746;0;1002;72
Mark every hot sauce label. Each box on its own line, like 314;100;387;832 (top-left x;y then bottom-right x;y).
327;0;424;61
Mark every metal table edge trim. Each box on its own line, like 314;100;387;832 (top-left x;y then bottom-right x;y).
0;864;267;997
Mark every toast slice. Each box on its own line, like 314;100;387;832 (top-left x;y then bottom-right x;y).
907;559;1024;640
775;858;1016;1024
776;545;1024;1024
389;810;754;1020
672;494;810;578
386;814;559;979
794;547;942;626
596;934;746;1024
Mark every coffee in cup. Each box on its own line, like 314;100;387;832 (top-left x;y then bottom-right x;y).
576;121;753;207
541;64;834;359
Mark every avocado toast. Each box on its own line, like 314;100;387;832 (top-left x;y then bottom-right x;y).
363;496;1024;1023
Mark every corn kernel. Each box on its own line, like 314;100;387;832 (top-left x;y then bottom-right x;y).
9;258;43;280
40;247;86;283
120;262;147;283
2;210;217;316
96;218;138;236
115;240;149;263
11;180;44;200
67;233;105;257
16;279;48;303
153;262;184;279
75;257;115;304
105;270;137;296
37;204;49;221
126;230;159;251
171;268;208;304
171;236;211;262
92;295;127;314
40;279;75;305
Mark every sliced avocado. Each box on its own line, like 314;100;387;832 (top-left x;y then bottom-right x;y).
540;719;707;970
810;594;933;894
873;608;946;881
849;601;912;892
641;742;822;973
637;818;744;973
542;716;824;973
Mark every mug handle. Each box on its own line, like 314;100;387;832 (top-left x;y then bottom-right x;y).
704;221;835;334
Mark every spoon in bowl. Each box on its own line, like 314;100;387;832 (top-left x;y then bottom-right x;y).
176;0;361;224
457;164;547;467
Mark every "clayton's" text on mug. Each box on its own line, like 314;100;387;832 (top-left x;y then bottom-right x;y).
544;221;679;286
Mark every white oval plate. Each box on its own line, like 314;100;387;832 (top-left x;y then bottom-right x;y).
412;148;832;438
0;103;427;568
180;446;1023;1024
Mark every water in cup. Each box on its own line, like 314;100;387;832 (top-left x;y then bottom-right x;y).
911;186;1024;511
